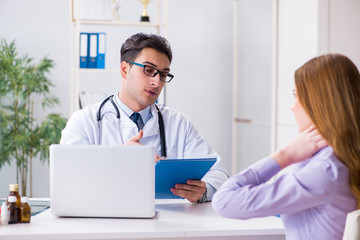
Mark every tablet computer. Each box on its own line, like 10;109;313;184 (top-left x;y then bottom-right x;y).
155;158;216;199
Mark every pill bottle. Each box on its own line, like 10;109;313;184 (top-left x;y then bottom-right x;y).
20;197;31;223
8;196;20;224
7;184;21;208
0;202;9;225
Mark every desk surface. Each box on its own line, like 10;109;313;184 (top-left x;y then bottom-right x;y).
0;199;285;240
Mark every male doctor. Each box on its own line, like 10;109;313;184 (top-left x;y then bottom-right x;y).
60;32;229;203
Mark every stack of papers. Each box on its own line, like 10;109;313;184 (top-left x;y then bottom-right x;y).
79;91;107;108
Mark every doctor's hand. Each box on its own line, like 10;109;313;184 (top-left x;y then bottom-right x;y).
271;125;328;169
125;130;143;146
155;155;161;163
126;130;161;163
171;180;206;203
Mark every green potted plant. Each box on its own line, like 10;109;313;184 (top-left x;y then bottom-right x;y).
0;39;67;197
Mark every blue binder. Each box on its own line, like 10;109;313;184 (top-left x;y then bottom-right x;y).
88;33;98;68
86;32;106;69
155;158;216;199
96;32;106;69
79;33;89;68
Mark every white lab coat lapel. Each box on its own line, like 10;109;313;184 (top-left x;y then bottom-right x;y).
141;105;162;155
99;101;138;144
142;105;160;138
98;103;160;146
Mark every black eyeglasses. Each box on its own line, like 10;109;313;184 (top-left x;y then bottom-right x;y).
127;61;174;83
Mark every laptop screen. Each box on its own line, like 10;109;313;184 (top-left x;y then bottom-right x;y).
50;144;155;218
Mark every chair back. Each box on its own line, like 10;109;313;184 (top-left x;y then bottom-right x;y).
343;209;360;240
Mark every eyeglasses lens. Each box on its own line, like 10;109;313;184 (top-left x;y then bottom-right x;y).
143;65;172;83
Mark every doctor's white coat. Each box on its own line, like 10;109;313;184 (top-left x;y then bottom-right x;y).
60;100;229;200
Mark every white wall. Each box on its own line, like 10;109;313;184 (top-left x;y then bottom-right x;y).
0;0;233;197
167;0;233;173
326;0;360;64
276;0;319;149
275;0;360;150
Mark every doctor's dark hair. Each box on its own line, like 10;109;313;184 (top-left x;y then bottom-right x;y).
295;53;360;209
120;32;172;63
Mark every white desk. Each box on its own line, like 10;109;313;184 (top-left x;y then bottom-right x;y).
0;199;285;240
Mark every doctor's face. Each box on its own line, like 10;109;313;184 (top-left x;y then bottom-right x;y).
120;48;170;112
291;88;313;133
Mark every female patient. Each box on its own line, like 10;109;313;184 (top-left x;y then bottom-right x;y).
212;53;360;239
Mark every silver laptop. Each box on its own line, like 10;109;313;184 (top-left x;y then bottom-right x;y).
50;144;155;218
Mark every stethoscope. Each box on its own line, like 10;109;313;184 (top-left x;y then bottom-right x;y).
97;95;167;158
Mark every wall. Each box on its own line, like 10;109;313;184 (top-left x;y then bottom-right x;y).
0;0;233;197
326;0;360;63
275;0;360;151
276;0;319;149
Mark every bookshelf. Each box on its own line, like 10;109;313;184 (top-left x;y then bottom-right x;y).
69;0;168;114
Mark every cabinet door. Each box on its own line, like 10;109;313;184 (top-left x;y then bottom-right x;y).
233;0;273;173
276;0;319;151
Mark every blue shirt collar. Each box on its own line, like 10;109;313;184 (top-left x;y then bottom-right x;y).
113;93;152;124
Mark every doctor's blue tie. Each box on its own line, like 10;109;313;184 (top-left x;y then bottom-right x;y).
130;112;141;131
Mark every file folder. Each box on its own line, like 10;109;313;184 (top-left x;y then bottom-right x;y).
79;33;89;68
88;33;98;68
155;158;216;199
97;32;106;69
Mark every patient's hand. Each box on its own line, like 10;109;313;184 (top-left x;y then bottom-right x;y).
272;125;327;169
171;180;206;203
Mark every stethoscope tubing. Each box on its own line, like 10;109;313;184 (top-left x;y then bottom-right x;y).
97;95;167;158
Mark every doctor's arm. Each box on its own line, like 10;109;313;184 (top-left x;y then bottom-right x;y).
60;111;94;145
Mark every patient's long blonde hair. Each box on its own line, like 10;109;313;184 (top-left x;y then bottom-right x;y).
295;53;360;209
